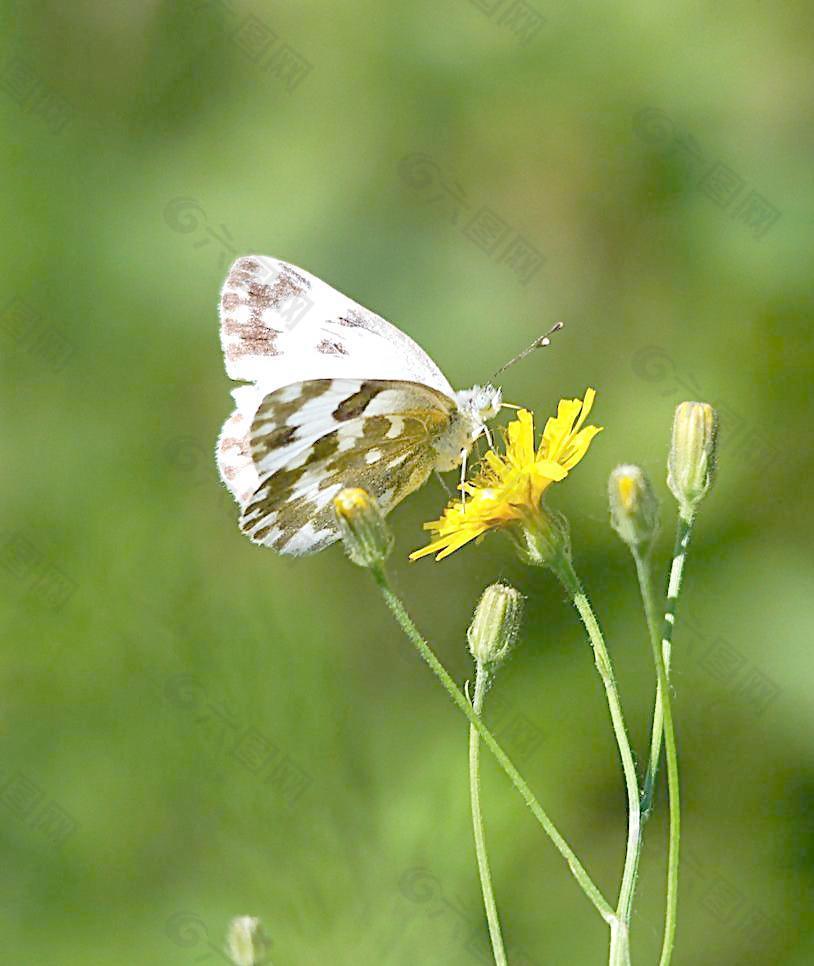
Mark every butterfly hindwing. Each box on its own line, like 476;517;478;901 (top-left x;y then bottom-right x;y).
239;378;455;555
249;378;455;480
216;384;266;505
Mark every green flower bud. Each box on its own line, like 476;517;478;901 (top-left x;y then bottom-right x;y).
608;464;660;549
667;401;718;519
467;583;524;667
333;487;394;568
510;506;572;570
226;916;269;966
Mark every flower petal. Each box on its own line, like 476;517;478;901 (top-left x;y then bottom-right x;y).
506;409;535;467
560;425;603;470
540;399;582;460
572;387;596;435
533;459;569;482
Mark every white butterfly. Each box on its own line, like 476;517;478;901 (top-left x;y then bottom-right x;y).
216;255;503;555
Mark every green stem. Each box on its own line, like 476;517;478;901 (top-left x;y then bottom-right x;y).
553;556;641;959
370;564;616;925
638;514;693;966
616;547;658;932
641;515;692;815
609;919;632;966
469;661;508;966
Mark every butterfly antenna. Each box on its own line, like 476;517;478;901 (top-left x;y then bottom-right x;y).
492;322;564;378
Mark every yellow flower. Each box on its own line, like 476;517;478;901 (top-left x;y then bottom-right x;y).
410;389;602;561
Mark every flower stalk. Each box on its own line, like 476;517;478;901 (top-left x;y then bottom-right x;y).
469;660;508;966
466;583;523;966
550;552;642;950
368;562;616;925
640;514;692;818
632;533;682;966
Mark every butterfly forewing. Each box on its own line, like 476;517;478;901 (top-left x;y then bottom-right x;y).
239;378;455;555
219;256;454;395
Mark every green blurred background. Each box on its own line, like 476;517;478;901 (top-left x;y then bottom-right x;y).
1;1;811;962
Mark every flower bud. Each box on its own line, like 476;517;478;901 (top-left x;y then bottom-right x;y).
226;916;269;966
467;583;524;667
510;506;572;569
667;402;718;518
608;464;659;549
333;487;394;568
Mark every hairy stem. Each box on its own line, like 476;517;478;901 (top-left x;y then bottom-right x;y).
469;661;508;966
609;918;632;966
641;515;692;815
638;515;694;966
553;556;641;959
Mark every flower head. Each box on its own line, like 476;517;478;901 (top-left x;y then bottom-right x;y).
410;389;602;561
608;464;660;550
468;583;524;667
667;401;718;519
334;487;394;568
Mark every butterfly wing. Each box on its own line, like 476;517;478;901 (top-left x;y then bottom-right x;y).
219;255;455;394
217;255;459;506
217;383;267;505
239;378;456;555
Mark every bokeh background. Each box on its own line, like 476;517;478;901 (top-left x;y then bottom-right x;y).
1;1;812;963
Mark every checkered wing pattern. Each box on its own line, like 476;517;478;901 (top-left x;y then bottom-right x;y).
239;378;456;555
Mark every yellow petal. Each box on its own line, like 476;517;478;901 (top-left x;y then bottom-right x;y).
540;399;582;459
506;409;535;466
560;425;603;470
409;523;490;561
435;527;490;560
572;387;596;435
533;459;569;482
409;543;439;560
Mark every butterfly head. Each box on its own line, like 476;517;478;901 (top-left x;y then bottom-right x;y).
430;384;503;474
456;383;503;425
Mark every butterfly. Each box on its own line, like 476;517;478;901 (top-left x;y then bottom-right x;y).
216;255;504;556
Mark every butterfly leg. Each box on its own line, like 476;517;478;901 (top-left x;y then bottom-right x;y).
435;471;451;498
459;447;468;507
